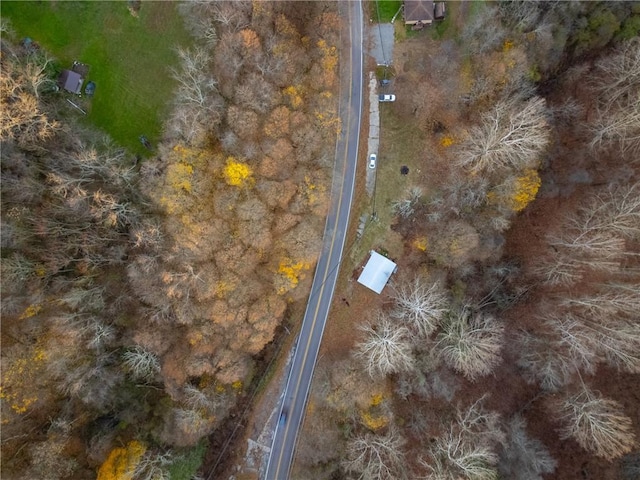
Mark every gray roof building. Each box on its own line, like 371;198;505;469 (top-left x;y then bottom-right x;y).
404;0;434;25
58;69;83;94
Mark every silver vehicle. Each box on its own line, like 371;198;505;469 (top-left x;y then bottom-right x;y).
368;153;377;169
379;94;396;102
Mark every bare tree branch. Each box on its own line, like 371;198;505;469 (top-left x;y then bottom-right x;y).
556;385;637;460
390;277;449;338
457;96;550;174
342;427;407;480
355;313;415;378
436;308;505;381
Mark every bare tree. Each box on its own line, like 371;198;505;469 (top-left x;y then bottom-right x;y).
535;230;629;286
168;47;223;144
575;183;640;240
390;276;449;338
457;96;550;174
122;346;160;382
591;38;640;106
171;47;216;108
516;330;580;391
499;0;543;32
498;415;557;480
589;102;640;157
549;307;640;375
342;427;407;480
556;385;636;460
546;314;599;375
134;450;174;480
210;0;251;31
164;407;216;447
436;308;505;381
422;435;499;480
391;187;423;219
534;183;640;285
17;52;56;100
460;4;506;56
0;56;59;146
27;434;79;480
557;284;640;318
1;253;39;285
421;396;503;480
588;37;640;156
354;314;415;378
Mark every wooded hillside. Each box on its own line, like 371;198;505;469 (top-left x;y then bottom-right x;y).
1;2;340;478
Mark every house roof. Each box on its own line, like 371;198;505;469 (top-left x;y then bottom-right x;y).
404;0;434;24
357;251;397;294
58;69;83;94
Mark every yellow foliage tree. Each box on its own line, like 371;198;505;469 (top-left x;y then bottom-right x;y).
276;258;311;295
223;157;253;187
440;135;455;147
317;39;338;88
159;143;211;214
18;303;43;320
0;344;47;414
487;169;541;213
97;440;146;480
360;410;389;431
412;236;428;252
359;393;389;431
167;162;193;193
510;169;541;212
284;85;304;109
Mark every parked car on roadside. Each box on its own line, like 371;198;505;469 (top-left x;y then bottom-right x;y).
379;94;396;102
369;153;377;169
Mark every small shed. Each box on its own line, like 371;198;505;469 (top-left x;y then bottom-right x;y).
434;2;446;20
404;0;434;26
58;70;83;94
357;251;398;294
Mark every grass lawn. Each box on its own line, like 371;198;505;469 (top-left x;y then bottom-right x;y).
2;1;192;155
349;105;428;267
374;0;403;23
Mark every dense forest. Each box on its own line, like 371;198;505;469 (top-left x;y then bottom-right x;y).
293;2;640;480
1;1;639;480
1;2;339;478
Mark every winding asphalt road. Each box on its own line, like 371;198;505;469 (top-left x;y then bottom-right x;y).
264;2;364;479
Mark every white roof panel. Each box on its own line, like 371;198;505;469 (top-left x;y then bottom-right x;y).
357;251;397;294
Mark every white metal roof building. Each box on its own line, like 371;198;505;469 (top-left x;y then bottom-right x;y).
357;251;397;294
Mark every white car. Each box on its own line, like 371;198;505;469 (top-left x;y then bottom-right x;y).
379;94;396;102
368;153;377;169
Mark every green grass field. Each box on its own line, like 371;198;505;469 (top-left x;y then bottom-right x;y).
374;0;403;23
2;1;192;154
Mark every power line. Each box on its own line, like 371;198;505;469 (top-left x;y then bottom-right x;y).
375;0;387;66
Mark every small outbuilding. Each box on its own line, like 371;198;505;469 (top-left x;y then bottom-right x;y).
58;69;83;94
357;250;398;294
434;2;446;20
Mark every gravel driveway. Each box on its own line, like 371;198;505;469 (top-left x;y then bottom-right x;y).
369;22;394;65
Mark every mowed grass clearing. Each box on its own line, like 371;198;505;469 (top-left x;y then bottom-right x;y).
374;0;403;23
349;104;429;266
2;1;192;154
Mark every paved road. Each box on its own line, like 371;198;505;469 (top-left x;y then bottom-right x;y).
264;2;364;479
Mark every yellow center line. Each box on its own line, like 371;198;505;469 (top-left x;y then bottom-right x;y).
273;4;357;477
